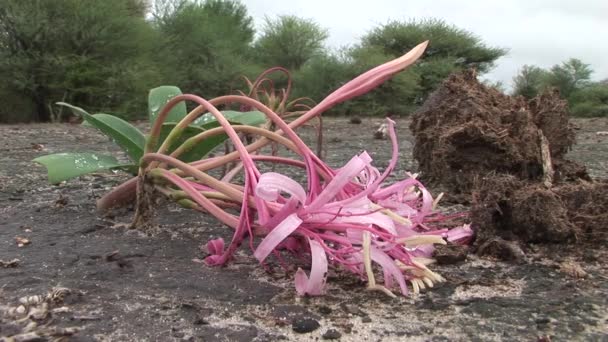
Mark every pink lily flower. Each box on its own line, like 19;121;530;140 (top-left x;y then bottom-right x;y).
147;41;473;297
249;119;469;296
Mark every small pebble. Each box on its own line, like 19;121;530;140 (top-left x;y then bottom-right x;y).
318;305;332;315
292;317;320;333
322;329;342;340
535;317;551;325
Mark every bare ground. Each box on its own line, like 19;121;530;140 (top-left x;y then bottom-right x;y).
1;118;607;341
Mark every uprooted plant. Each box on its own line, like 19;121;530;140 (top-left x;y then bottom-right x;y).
36;41;473;297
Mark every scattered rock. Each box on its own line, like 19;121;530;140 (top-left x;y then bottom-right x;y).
31;143;45;151
55;194;69;208
317;305;332;315
0;258;20;268
361;316;372;323
535;317;551;325
477;238;525;262
292;317;320;333
349;117;362;124
193;317;209;325
433;244;468;264
374;123;388;140
15;236;30;247
340;303;366;316
322;328;342;340
339;323;354;334
559;260;587;278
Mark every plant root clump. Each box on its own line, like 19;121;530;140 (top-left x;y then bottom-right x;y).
472;177;608;258
410;70;588;199
410;70;606;257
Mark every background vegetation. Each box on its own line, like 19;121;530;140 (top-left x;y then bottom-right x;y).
0;0;605;122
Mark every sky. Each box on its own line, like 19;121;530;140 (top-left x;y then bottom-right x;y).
243;0;608;90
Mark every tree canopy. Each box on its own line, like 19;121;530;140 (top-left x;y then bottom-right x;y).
545;58;593;99
254;15;329;71
511;58;605;117
1;1;603;122
512;65;550;99
0;0;157;122
153;0;255;99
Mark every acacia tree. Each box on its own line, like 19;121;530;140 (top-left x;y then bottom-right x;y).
0;0;158;122
154;0;255;98
357;18;507;101
545;58;592;99
254;15;329;71
512;65;549;99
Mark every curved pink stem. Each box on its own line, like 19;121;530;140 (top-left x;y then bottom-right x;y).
159;169;238;228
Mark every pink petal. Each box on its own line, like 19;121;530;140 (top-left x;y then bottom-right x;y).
371;246;408;295
416;186;434;220
371;178;418;200
307;155;370;211
411;244;435;258
253;214;302;262
446;224;474;244
262;198;299;231
295;239;328;296
206;238;225;255
256;172;307;204
334;212;397;236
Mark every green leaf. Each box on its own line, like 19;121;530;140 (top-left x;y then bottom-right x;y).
57;103;145;163
149;86;187;125
197;110;266;127
159;124;227;162
34;153;126;184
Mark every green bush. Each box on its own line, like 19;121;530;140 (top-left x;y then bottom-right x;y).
0;87;37;123
570;102;608;117
569;83;608;117
154;0;255;99
0;0;159;122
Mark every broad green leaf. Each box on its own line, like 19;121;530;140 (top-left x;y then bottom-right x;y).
57;103;145;163
197;110;266;127
149;86;187;125
34;153;126;184
159;123;227;162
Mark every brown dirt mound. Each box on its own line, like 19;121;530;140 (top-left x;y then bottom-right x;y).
472;177;607;258
411;70;604;256
410;70;587;199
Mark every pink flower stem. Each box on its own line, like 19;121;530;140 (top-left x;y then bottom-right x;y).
158;169;238;228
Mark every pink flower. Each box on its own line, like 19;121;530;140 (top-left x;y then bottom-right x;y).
250;119;460;296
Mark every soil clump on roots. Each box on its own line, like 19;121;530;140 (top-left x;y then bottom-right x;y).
410;70;605;258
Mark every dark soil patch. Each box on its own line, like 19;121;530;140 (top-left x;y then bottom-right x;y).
1;119;607;341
